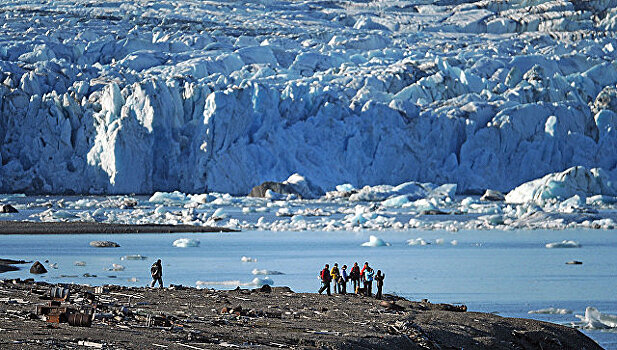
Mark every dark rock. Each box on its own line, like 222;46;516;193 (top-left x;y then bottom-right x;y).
249;181;301;198
481;189;506;202
259;284;272;293
89;241;120;248
0;204;18;213
421;209;449;215
30;261;47;274
566;260;583;265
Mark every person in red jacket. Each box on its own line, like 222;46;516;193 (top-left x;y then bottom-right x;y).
318;264;331;296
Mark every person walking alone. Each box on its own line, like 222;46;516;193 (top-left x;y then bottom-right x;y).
318;264;332;296
375;270;385;299
350;262;360;293
150;259;163;289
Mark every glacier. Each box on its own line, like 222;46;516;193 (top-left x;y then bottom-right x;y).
1;0;617;195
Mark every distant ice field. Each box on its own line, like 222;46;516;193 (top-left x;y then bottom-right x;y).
1;228;617;348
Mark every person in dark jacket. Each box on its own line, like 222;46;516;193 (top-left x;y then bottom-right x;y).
150;259;163;288
375;270;385;299
339;265;348;294
350;262;361;293
318;264;331;295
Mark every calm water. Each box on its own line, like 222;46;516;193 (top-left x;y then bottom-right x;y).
1;229;616;348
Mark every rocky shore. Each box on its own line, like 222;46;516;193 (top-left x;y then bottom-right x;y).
0;279;601;349
0;221;236;234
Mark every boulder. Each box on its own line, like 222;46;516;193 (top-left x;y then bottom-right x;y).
480;189;506;202
89;241;120;248
30;261;47;274
249;174;324;199
249;182;297;198
0;204;18;213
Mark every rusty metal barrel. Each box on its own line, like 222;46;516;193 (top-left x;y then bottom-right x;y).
50;286;70;300
67;313;92;327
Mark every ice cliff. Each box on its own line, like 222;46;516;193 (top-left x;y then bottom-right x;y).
1;0;617;194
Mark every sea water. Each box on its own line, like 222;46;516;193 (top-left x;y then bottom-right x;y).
1;229;616;348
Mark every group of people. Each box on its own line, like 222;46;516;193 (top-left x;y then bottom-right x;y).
318;262;385;299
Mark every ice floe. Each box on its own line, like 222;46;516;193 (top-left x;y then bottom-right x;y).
241;256;258;263
528;308;573;315
545;240;581;249
172;238;200;248
252;269;285;275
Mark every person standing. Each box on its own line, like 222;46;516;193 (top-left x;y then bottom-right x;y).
340;265;348;294
360;262;369;294
364;267;374;297
350;262;360;293
150;259;163;288
318;264;332;296
375;270;385;299
330;263;340;293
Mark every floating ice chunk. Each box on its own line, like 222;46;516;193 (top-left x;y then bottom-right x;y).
528;308;572;314
450;240;458;246
241;256;257;263
121;255;147;261
576;307;617;329
276;207;292;217
127;277;139;283
265;189;285;200
361;235;390;247
407;238;429;246
336;184;355;192
381;195;411;208
506;166;617;204
587;195;617;205
172;238;200;248
90;241;120;248
154;206;167;215
107;264;125;271
480;214;505;226
545;240;581;248
74;261;86;266
252;269;284;275
211;208;228;220
48;263;58;269
149;191;189;205
435;238;445;245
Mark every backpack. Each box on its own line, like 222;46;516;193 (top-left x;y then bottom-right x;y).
151;264;160;277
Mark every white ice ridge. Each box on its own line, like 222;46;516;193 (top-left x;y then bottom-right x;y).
576;307;617;329
1;0;617;195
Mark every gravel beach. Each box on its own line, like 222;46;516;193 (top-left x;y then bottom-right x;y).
0;279;602;349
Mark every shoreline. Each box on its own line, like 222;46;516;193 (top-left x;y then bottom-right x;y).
0;221;237;234
0;278;602;350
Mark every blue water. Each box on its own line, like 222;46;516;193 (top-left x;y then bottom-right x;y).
1;229;616;348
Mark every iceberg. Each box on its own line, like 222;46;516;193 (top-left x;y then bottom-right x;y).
241;256;258;263
545;240;581;249
506;167;617;204
172;238;200;248
576;307;617;329
361;235;390;247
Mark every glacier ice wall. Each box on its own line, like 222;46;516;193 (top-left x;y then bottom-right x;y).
1;0;617;194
